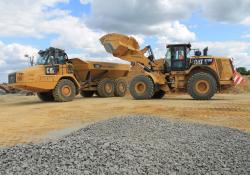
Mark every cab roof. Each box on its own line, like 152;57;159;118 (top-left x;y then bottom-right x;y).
166;44;191;49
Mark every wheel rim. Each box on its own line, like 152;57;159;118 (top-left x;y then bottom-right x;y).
104;83;112;93
61;85;71;96
195;80;209;94
135;81;146;94
118;82;125;93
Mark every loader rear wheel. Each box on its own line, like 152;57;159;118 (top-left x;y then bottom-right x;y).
187;72;217;100
152;90;165;99
53;79;76;102
37;91;54;102
97;78;115;97
114;79;127;97
80;91;95;97
129;75;155;100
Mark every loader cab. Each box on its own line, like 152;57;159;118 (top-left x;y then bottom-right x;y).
165;44;191;71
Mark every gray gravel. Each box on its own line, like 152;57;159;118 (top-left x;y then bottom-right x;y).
1;115;250;175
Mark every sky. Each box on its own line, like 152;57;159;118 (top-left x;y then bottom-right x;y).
1;0;250;82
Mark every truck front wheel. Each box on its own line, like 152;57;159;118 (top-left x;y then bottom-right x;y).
53;79;76;102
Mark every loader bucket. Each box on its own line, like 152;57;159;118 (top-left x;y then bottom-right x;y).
100;33;140;57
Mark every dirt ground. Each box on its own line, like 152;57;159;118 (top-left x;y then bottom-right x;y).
0;93;250;147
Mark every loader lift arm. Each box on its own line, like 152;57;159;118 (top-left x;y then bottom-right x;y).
100;33;157;70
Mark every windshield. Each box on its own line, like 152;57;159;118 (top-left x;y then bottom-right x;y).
36;55;47;65
165;48;171;66
165;48;171;60
186;48;191;58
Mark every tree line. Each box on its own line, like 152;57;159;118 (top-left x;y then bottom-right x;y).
236;67;250;75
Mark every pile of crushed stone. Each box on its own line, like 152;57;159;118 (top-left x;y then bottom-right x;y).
1;115;250;174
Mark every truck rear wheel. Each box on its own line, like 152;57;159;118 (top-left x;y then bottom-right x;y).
187;72;217;100
80;91;94;97
97;78;115;97
152;90;165;99
53;79;76;102
129;75;155;100
37;91;54;102
114;79;127;97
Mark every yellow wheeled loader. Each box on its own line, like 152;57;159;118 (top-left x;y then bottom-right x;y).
100;33;235;100
8;47;129;102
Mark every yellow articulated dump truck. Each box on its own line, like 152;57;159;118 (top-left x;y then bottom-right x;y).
100;33;235;100
8;47;129;102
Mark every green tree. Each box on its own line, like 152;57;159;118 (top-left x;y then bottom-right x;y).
247;70;250;75
236;67;248;75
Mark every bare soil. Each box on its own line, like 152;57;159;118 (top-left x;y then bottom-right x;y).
0;93;250;147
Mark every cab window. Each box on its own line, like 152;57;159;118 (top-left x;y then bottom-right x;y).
56;56;65;64
165;48;171;66
36;55;46;65
173;47;185;60
47;56;55;64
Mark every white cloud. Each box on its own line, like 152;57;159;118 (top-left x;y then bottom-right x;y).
85;0;197;42
79;0;92;5
241;34;250;39
242;17;250;26
202;0;250;24
0;0;107;56
0;41;38;82
0;0;69;37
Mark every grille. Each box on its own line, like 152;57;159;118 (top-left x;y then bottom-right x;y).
8;73;16;84
216;59;223;77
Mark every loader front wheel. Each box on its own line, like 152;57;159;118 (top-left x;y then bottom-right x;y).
80;91;95;97
37;91;54;102
97;78;115;97
187;72;217;100
129;75;155;100
152;90;165;99
114;79;127;97
53;79;76;102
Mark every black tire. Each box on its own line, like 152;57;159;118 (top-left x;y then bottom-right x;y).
129;75;155;100
187;72;217;100
114;79;127;97
80;91;94;97
53;79;76;102
97;78;115;97
37;91;54;102
152;90;165;99
95;91;101;97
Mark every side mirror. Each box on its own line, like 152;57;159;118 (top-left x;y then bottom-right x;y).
203;47;208;56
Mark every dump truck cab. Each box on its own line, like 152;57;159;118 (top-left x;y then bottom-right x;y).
8;47;79;93
8;47;80;102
